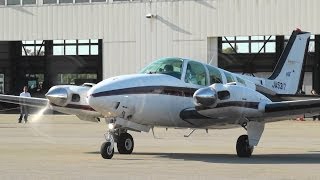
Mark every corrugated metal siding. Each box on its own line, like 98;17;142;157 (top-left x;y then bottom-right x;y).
0;0;319;77
1;0;320;39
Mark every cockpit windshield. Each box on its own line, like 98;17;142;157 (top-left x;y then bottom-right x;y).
140;58;184;79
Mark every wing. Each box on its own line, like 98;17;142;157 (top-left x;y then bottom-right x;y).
191;84;320;125
0;94;49;107
0;94;48;107
261;98;320;121
190;98;320;125
0;94;102;122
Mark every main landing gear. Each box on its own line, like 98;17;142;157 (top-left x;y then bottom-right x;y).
100;128;134;159
236;135;253;157
236;121;265;158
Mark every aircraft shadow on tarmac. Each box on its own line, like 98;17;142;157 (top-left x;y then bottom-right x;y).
85;151;320;164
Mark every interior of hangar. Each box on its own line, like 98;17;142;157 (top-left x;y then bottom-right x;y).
0;40;103;95
213;34;320;94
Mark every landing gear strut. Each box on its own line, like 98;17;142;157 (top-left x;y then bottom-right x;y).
236;121;264;157
100;128;134;159
100;130;115;159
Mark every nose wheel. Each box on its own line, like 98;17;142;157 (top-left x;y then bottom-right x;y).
100;129;134;159
100;142;114;159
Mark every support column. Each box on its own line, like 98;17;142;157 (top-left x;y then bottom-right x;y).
207;37;218;66
313;35;320;93
97;39;103;82
275;36;284;60
44;40;53;91
9;41;21;94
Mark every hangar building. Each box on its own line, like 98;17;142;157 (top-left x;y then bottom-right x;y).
0;0;319;95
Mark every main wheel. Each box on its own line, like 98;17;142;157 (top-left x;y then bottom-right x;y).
236;135;253;157
117;133;134;154
100;142;114;159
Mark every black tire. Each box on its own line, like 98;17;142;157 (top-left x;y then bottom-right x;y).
100;142;114;159
236;135;253;158
117;133;134;154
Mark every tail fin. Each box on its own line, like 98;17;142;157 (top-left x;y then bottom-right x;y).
266;29;310;94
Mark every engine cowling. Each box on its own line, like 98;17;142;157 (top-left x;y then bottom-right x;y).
45;87;68;106
193;87;218;107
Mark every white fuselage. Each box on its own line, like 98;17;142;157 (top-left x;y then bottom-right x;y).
87;59;272;129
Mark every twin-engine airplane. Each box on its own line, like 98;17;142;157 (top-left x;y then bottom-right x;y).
0;29;317;159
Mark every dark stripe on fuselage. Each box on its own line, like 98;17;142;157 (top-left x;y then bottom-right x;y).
181;101;259;120
180;109;212;120
195;101;260;111
91;86;199;98
51;103;96;111
216;101;259;109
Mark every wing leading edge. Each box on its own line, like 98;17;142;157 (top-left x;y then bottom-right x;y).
0;94;48;108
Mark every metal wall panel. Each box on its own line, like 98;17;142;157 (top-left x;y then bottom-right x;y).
1;0;320;39
0;0;320;77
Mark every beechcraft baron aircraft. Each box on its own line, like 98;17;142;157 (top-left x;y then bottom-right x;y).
0;29;317;159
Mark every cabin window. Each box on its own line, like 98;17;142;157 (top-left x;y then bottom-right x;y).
185;61;207;86
140;58;184;79
224;72;235;83
206;65;222;84
236;77;246;85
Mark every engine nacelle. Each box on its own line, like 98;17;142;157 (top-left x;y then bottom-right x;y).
193;87;218;107
194;83;271;119
45;87;68;106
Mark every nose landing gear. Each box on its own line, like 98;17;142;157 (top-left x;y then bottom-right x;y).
100;129;134;159
101;141;114;159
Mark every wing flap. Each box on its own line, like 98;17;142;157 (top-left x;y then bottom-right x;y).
0;94;48;108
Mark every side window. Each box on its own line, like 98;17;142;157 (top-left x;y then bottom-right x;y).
236;76;246;86
185;61;207;86
224;72;235;83
206;65;222;84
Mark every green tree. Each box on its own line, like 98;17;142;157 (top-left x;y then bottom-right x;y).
223;45;238;54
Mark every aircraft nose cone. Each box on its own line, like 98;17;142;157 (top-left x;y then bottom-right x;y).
87;87;104;111
193;87;218;107
45;87;68;106
87;84;123;117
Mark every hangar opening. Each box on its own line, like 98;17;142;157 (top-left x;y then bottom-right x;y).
214;34;320;94
0;39;103;96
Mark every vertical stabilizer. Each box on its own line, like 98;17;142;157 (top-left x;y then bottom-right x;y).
265;29;310;94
